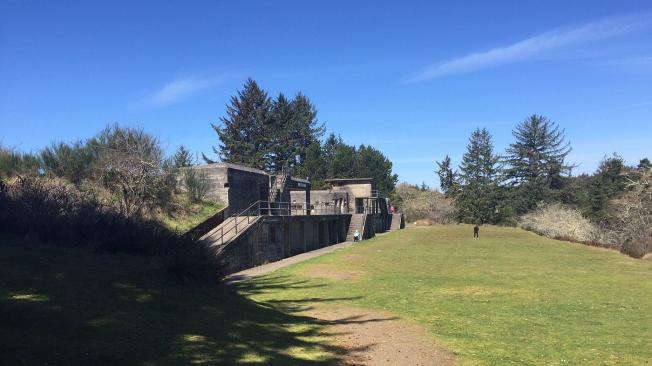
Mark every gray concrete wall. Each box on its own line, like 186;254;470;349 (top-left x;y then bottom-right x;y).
290;190;350;214
227;167;270;213
290;190;348;204
215;214;351;275
180;163;270;211
178;164;229;204
390;214;404;230
358;212;392;240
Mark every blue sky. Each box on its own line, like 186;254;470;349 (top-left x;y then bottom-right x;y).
1;0;651;186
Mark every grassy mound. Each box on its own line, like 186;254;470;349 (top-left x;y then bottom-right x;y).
157;194;224;233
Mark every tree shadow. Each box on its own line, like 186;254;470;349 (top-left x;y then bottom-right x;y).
0;237;394;365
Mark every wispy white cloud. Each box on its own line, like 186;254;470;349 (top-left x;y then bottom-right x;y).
406;14;652;82
142;75;225;107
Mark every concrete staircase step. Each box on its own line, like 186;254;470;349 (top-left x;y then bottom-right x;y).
346;214;365;241
201;215;259;245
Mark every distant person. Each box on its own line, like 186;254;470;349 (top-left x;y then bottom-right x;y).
353;229;360;242
473;225;480;240
390;205;395;214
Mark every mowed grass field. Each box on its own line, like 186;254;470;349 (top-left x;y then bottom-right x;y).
1;225;651;365
248;225;652;365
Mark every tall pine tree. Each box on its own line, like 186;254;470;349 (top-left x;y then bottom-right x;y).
267;93;294;172
587;153;626;222
456;128;502;224
206;81;323;173
289;93;324;167
357;144;398;195
205;78;272;170
504;114;572;213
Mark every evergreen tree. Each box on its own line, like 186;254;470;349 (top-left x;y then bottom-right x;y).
289;93;324;165
356;144;398;195
206;80;324;173
504;114;572;213
172;145;194;168
330;143;358;179
206;78;272;170
321;133;343;166
436;154;457;197
638;158;651;171
456;128;502;224
587;153;626;222
267;93;294;172
294;142;327;189
266;93;325;172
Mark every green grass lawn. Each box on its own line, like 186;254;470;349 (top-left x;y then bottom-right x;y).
0;235;345;365
248;225;652;365
2;225;651;365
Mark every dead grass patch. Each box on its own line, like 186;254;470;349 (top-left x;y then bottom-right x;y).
302;305;454;366
303;265;364;281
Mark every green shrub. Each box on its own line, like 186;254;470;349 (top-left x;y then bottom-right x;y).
183;169;209;203
0;146;40;178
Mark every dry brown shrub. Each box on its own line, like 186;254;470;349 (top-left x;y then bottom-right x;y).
518;203;615;246
395;183;455;224
610;170;652;257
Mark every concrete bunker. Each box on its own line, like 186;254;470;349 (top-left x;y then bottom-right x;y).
182;162;403;275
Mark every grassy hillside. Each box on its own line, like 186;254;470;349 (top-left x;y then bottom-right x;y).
0;234;344;365
249;225;652;365
157;194;224;233
2;226;651;365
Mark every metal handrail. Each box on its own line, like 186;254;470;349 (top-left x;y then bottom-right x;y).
210;200;294;245
212;200;264;245
290;202;346;215
209;196;354;245
355;196;387;214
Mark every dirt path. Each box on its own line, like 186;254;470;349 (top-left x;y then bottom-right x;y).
303;306;454;366
225;231;453;364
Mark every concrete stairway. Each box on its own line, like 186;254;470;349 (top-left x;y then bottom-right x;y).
200;215;260;249
390;213;403;230
269;167;291;203
346;214;365;241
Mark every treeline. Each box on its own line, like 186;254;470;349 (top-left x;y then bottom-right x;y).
436;114;651;257
294;135;398;194
206;78;398;195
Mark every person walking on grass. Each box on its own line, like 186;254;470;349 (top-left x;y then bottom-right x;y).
473;225;480;240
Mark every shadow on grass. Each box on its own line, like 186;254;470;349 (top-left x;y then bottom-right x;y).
0;236;392;365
